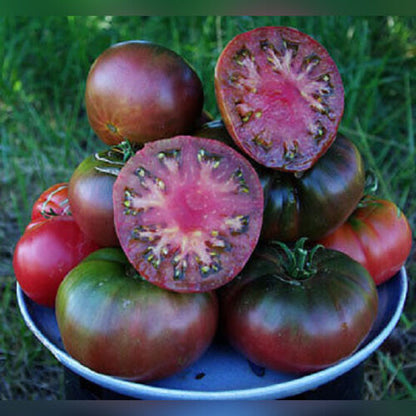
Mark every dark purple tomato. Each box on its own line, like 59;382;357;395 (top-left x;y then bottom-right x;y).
260;134;365;241
85;40;204;146
215;26;344;172
55;248;218;381
220;241;378;374
68;146;127;247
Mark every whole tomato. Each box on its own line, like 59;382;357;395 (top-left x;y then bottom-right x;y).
13;216;99;307
55;248;219;381
85;40;204;146
68;145;128;247
318;196;413;285
220;240;378;374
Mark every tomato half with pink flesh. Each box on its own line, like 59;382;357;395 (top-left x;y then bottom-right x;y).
215;26;344;172
112;135;264;293
317;196;413;285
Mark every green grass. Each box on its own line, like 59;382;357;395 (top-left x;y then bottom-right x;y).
1;16;415;399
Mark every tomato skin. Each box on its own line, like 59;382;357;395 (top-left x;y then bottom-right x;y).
68;147;125;247
26;183;71;231
260;134;365;241
220;244;378;374
13;216;99;307
85;40;204;146
318;197;413;285
55;248;219;381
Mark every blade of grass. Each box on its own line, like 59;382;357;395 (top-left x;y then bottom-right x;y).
377;351;416;399
354;119;393;200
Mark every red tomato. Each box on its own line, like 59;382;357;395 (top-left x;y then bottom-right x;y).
31;183;71;221
318;196;413;285
13;216;99;307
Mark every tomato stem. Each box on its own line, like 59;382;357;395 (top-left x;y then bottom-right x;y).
114;140;136;162
273;238;323;280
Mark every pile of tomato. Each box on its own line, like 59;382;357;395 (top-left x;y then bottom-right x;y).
13;27;413;381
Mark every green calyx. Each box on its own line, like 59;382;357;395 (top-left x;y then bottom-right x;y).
272;237;323;281
93;140;137;176
114;140;136;162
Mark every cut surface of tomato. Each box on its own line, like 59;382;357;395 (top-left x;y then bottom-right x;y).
113;135;264;292
215;26;344;172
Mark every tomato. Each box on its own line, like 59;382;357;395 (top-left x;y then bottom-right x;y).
260;134;365;241
55;248;219;381
85;40;204;146
220;240;378;374
13;216;99;307
318;196;413;285
68;145;128;247
27;183;71;230
112;135;264;293
215;26;344;172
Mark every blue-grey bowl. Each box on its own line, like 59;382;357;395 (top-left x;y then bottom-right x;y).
16;268;407;400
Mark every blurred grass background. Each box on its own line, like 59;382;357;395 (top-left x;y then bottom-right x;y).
0;16;415;399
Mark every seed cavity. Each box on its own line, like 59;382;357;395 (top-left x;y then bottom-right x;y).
283;141;299;160
207;235;232;252
260;39;274;52
123;188;139;215
231;168;250;194
311;121;326;142
317;73;333;91
252;135;272;151
195;255;222;278
234;47;252;66
282;38;299;57
172;256;188;280
132;224;160;242
140;233;172;270
264;38;298;74
236;102;254;124
197;148;222;168
143;246;164;270
225;215;250;235
157;149;181;174
135;166;166;193
158;149;180;160
301;53;321;73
